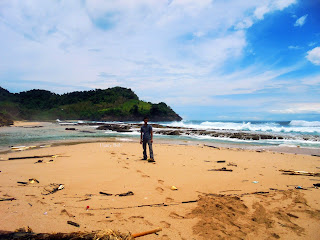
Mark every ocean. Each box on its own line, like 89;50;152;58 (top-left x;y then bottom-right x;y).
0;119;320;151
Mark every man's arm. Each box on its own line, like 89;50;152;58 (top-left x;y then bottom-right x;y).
150;127;153;143
140;131;143;144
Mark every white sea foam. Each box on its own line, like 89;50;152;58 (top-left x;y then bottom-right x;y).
166;120;320;134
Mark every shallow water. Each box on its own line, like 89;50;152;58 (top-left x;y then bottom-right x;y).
1;120;319;152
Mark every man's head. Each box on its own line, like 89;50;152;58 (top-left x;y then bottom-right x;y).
143;117;149;124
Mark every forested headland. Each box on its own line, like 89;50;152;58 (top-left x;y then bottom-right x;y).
0;86;182;126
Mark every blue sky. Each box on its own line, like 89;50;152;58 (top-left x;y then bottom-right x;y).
0;0;320;121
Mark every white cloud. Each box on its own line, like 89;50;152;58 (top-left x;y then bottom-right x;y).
288;45;301;50
0;0;299;105
306;47;320;65
271;103;320;114
302;75;320;85
294;14;308;27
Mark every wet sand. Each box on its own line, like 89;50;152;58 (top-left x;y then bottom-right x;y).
0;142;319;239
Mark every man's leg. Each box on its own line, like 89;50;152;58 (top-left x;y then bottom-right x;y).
148;140;154;160
142;140;147;160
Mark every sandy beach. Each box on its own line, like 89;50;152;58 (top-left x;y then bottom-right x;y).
0;141;319;239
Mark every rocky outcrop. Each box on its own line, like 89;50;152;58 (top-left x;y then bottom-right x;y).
96;124;132;132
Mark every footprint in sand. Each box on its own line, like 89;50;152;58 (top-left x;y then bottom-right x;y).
136;170;142;173
128;216;144;223
160;235;170;240
141;174;150;178
156;187;164;193
160;221;171;228
169;212;185;219
158;180;164;185
143;220;153;226
165;197;174;203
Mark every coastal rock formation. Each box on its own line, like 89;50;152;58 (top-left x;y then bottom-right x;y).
96;124;132;132
93;122;319;142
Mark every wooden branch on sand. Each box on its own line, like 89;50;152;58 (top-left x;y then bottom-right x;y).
279;169;320;177
132;228;162;238
0;227;162;239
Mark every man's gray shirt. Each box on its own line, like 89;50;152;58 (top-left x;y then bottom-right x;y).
141;124;152;141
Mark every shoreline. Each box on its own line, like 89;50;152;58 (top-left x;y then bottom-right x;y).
0;141;319;239
0;120;318;156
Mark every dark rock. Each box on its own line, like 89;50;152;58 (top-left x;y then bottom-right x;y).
65;128;76;131
167;130;181;135
96;124;132;132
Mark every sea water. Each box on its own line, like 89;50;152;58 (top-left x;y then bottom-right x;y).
0;120;319;151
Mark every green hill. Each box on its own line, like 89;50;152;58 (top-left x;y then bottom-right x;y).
0;87;182;124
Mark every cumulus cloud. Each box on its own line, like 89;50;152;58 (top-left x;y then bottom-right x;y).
0;0;298;105
306;47;320;65
294;14;308;27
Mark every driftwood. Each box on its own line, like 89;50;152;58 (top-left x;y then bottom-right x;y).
0;230;133;240
0;198;16;202
208;167;233;172
0;227;162;239
279;169;320;177
132;228;162;238
8;155;55;160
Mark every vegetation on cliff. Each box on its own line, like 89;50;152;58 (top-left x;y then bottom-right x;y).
0;87;182;122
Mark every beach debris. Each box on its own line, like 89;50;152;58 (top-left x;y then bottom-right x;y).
17;181;28;185
86;206;89;210
116;191;134;197
252;181;259;184
204;144;220;149
0;229;134;239
17;178;39;185
11;146;37;151
252;191;269;194
132;227;162;238
29;178;39;184
34;160;43;164
67;221;80;228
171;186;178;190
15;226;33;233
0;197;16;201
216;160;226;163
208;167;233;172
99;191;113;196
39;145;51;148
313;183;320;188
9;155;57;160
76;198;91;202
295;186;305;190
43;212;48;215
287;213;299;218
42;183;64;195
227;162;238;167
65;128;76;131
279;169;320;177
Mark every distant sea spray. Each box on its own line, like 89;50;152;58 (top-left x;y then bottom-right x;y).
164;120;320;135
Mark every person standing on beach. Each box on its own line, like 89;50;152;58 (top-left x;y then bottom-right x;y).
140;117;154;162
